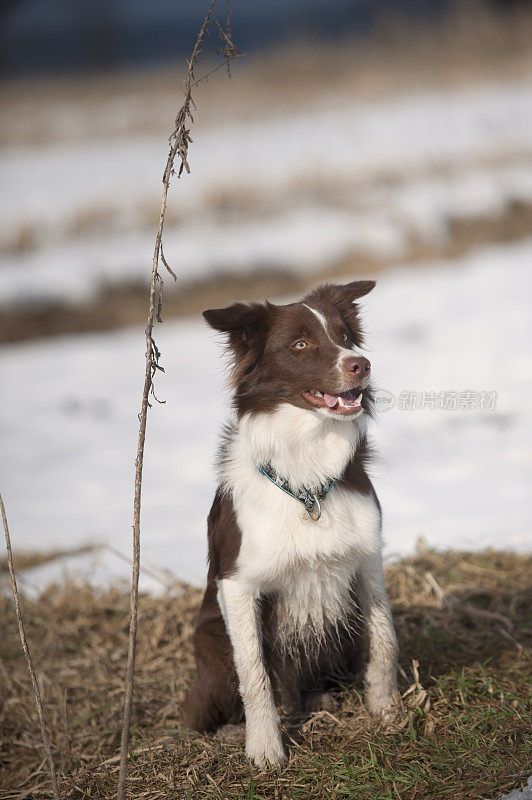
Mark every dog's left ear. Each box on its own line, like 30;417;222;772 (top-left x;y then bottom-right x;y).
304;280;375;342
339;280;376;302
305;280;375;314
335;281;375;331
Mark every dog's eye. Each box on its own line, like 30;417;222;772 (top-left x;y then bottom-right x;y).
342;332;349;342
294;340;307;350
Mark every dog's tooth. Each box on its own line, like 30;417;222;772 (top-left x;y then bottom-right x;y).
315;391;323;397
355;393;363;404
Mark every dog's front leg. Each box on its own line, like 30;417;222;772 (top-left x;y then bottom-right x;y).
217;578;287;768
358;552;399;718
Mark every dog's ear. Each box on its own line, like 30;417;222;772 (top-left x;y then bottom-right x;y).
203;301;273;338
335;281;375;337
339;280;376;302
304;280;375;313
304;281;375;345
203;301;276;384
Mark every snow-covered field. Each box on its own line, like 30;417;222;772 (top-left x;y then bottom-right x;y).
1;69;531;592
1;79;532;306
1;238;531;592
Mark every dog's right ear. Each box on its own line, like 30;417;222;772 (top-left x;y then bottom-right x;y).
203;302;276;384
202;301;273;339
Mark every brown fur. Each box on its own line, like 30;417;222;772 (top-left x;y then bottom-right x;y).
202;280;374;418
182;451;373;730
182;491;242;731
183;281;378;732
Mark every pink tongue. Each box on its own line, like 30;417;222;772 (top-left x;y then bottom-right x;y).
324;393;339;408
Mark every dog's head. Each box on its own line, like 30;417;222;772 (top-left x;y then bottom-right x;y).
203;280;375;421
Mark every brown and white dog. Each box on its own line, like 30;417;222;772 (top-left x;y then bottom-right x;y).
182;280;399;767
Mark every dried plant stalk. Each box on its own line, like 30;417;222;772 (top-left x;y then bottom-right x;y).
116;3;240;798
1;493;61;800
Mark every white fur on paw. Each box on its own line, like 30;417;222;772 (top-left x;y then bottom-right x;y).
245;727;287;768
365;684;400;721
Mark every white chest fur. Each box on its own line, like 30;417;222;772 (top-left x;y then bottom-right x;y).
220;404;382;638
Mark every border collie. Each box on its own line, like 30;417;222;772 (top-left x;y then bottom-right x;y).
183;280;399;767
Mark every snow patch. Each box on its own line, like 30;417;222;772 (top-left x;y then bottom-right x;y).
1;239;531;591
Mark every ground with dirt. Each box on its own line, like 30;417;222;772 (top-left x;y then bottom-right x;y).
1;549;530;799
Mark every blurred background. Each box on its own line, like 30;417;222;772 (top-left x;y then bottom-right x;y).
0;0;531;591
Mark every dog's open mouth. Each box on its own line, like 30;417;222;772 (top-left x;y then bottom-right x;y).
303;388;364;415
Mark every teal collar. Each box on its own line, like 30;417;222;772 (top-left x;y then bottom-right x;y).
256;461;337;521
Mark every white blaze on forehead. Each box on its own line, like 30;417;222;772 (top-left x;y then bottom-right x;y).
302;304;336;344
302;304;364;372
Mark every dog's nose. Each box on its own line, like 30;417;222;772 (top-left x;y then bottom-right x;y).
345;356;371;376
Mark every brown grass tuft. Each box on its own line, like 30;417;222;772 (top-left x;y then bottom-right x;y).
1;548;530;799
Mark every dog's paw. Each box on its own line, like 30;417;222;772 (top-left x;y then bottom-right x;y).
365;684;401;722
245;727;287;769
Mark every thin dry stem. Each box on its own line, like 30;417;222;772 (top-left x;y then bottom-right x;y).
1;493;61;800
116;3;240;798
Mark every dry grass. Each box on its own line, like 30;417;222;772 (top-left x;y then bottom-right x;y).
0;545;99;576
1;548;530;799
